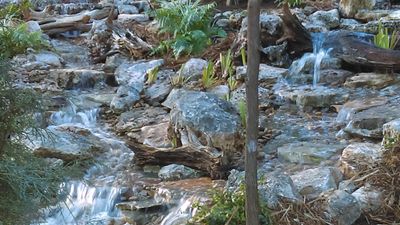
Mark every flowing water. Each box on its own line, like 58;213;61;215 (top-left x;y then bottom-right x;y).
312;33;332;88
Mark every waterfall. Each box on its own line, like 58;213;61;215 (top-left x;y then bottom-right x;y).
311;33;332;88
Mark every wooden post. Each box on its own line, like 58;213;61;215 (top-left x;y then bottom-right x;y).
245;0;260;223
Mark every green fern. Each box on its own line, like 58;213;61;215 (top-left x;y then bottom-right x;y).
374;21;399;49
153;0;226;58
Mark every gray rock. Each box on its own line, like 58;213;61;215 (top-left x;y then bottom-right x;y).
259;13;283;36
137;122;171;149
291;167;343;200
208;85;230;99
180;58;208;81
339;180;357;193
319;69;354;86
158;164;200;181
26;21;42;33
261;42;291;67
259;171;302;209
117;14;149;23
339;0;376;18
308;9;340;31
110;85;141;111
215;18;230;28
343;101;400;138
225;170;301;209
144;78;173;106
336;97;389;124
339;143;383;178
118;5;139;14
344;73;395;89
115;107;169;134
30;125;106;161
85;93;116;106
166;90;243;167
352;186;383;212
230;84;271;109
115;59;164;85
277;142;345;164
235;64;288;86
324;190;361;225
355;9;391;22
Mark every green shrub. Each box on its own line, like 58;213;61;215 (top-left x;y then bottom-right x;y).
0;20;47;59
190;185;272;225
0;0;31;20
153;0;226;58
374;21;399;49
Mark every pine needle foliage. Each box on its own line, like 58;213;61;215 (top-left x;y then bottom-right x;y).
153;0;226;58
0;20;47;59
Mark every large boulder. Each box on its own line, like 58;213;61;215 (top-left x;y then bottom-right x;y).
308;9;340;32
165;89;243;160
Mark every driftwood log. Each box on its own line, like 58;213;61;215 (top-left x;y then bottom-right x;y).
323;31;400;70
127;141;232;179
278;3;312;56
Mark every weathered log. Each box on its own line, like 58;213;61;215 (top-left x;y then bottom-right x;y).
127;141;231;179
278;3;313;56
323;31;400;70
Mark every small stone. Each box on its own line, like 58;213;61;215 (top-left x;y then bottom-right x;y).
180;58;208;81
339;180;357;193
118;5;139;14
158;164;200;181
324;190;361;225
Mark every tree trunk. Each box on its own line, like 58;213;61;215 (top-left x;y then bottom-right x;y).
245;0;260;224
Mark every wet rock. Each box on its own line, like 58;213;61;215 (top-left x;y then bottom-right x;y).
49;69;105;89
115;59;164;85
85;93;116;106
352;186;383;212
111;85;141;111
339;180;357;193
291;167;343;200
344;73;395;89
30;125;105;162
308;9;340;31
382;118;400;147
324;190;361;225
208;85;230;99
261;42;291;67
158;164;201;181
339;0;376;18
51;39;90;68
235;64;288;87
116;198;163;211
118;14;149;23
336;97;389;123
343;101;400;138
339;142;383;178
226;170;302;209
180;58;208;81
277;142;345;164
117;4;139;14
279;86;348;110
319;69;354;86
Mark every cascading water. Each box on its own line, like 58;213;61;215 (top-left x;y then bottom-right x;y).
311;33;332;88
35;99;135;225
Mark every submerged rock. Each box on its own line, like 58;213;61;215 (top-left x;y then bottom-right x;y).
158;164;201;181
